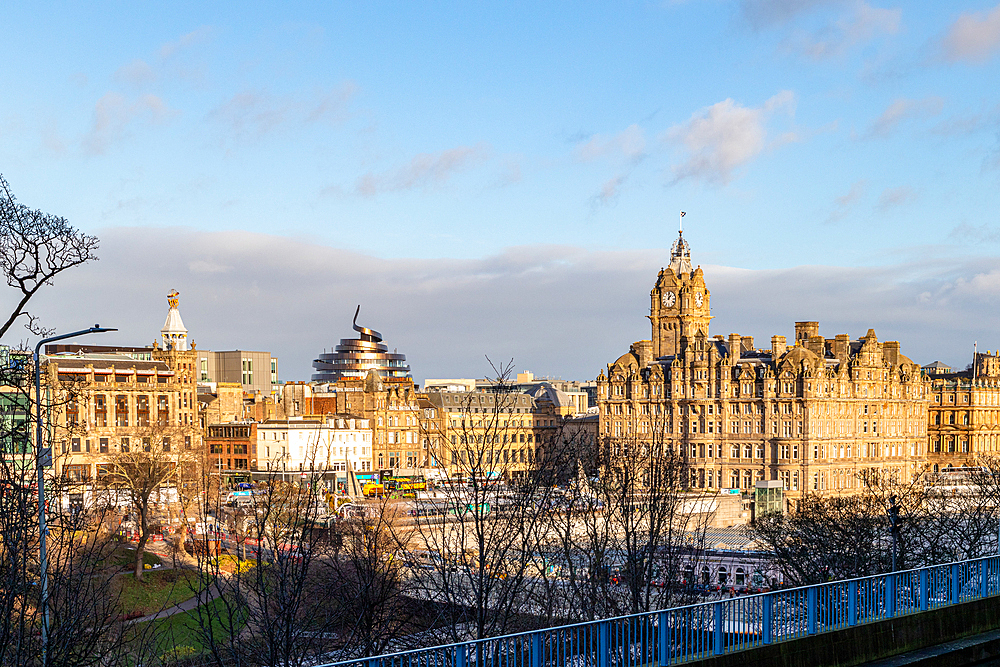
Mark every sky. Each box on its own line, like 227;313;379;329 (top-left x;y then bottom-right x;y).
1;1;1000;382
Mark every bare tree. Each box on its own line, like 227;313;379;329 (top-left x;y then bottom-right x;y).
543;421;712;622
316;497;422;658
747;467;981;585
189;439;353;667
0;364;164;666
409;363;574;642
103;427;192;581
0;175;98;339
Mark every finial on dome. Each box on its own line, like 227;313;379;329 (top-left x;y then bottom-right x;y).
167;289;179;309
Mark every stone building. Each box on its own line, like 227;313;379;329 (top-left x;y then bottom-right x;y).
255;416;373;482
199;382;245;427
597;231;929;503
283;373;425;474
926;351;1000;471
44;291;201;483
423;388;559;479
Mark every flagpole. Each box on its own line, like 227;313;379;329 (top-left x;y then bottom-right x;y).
974;341;978;384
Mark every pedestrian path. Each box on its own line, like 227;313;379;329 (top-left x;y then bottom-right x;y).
128;581;219;625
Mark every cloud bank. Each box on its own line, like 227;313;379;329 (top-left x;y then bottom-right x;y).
8;228;1000;384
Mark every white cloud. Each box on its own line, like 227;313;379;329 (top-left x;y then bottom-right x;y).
949;223;1000;244
305;81;359;125
864;96;944;138
113;59;156;87
575;124;646;164
876;185;916;211
159;26;212;59
664;90;797;185
593;175;627;207
492;158;523;188
784;1;900;60
941;3;1000;64
930;105;1000;135
20;227;1000;382
741;0;843;30
209;83;359;142
209;90;292;139
83;93;177;155
574;124;646;205
826;179;867;223
354;144;491;196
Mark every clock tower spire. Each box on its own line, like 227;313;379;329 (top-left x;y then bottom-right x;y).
649;221;712;359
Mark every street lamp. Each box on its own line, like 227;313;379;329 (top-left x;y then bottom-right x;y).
888;495;901;572
34;325;116;667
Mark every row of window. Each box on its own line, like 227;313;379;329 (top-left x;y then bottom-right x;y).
62;435;193;454
66;394;179;427
449;447;533;465
57;372;170;385
450;432;538;445
607;380;922;398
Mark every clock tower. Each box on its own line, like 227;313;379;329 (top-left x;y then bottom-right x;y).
649;229;712;358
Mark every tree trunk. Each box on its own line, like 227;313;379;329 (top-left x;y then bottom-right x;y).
135;503;149;581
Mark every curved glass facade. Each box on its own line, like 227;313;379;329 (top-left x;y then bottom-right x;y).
311;307;411;382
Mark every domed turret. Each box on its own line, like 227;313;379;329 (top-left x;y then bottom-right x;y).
160;289;188;351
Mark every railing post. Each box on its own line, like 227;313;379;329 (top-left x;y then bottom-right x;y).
886;574;896;618
920;569;929;611
952;563;962;605
455;644;467;667
713;602;724;655
762;594;774;644
599;621;610;667
658;611;670;666
848;580;858;627
982;559;989;599
532;633;542;667
368;658;379;667
807;587;818;635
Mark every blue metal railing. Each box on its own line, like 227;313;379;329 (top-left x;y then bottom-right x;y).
317;555;1000;667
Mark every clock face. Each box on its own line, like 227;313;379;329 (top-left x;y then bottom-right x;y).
695;292;704;307
662;291;676;307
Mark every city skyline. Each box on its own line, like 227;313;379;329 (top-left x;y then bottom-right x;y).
21;224;998;383
2;1;1000;379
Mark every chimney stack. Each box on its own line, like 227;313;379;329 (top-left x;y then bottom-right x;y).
771;335;787;359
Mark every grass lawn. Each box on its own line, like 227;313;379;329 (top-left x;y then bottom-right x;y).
138;595;246;663
114;546;163;571
117;568;198;618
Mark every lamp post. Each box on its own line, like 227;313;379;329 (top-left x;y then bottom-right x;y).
888;495;901;573
34;325;116;667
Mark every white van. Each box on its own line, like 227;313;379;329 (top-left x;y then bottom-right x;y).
226;490;255;507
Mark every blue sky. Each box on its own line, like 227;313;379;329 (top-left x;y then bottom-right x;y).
2;1;1000;380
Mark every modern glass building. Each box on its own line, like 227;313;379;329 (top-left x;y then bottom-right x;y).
311;307;410;382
